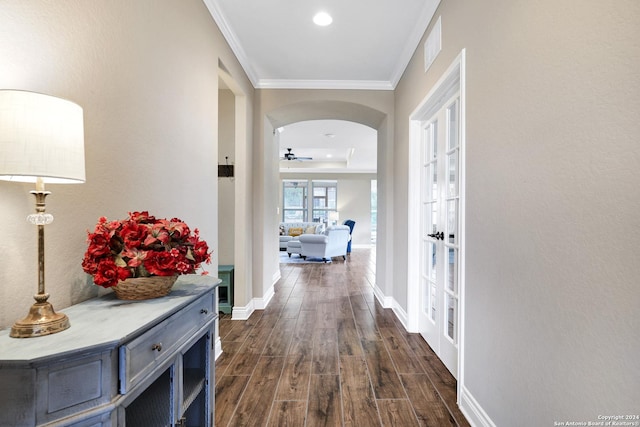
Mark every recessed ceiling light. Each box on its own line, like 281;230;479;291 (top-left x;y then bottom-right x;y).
313;12;333;26
326;154;333;158
324;133;336;138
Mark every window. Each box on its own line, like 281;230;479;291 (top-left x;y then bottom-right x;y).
282;180;338;224
282;180;308;222
312;180;337;224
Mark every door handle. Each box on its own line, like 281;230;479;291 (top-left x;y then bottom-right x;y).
427;231;444;240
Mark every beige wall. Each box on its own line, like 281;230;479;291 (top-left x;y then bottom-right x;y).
0;0;254;328
394;0;640;424
218;89;235;265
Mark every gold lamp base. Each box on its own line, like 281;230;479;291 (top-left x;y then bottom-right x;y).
10;300;70;338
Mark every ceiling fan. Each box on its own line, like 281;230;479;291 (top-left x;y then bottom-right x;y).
281;148;312;161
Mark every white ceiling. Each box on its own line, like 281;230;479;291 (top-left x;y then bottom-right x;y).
278;120;377;173
206;0;441;172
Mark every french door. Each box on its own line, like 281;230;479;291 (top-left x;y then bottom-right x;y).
419;93;461;378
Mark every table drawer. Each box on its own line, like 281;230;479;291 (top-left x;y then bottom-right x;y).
119;293;214;393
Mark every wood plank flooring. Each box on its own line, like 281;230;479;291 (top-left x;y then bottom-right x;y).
215;248;470;427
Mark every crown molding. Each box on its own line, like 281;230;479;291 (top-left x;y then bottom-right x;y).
202;0;259;87
257;79;394;91
389;0;442;88
280;168;377;174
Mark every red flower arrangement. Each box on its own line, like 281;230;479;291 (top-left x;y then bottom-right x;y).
82;211;211;288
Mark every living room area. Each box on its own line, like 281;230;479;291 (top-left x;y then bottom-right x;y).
277;119;378;263
278;175;377;263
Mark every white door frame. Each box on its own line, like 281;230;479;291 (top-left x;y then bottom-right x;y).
407;49;466;392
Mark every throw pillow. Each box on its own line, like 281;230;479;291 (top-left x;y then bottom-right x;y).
305;225;316;234
288;227;303;237
279;225;285;236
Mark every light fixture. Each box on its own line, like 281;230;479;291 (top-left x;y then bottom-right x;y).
313;11;333;26
0;90;85;338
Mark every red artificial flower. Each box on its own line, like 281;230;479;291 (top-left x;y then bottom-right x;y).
144;251;177;276
129;211;156;224
120;220;148;249
122;248;148;268
86;232;112;258
82;211;212;288
144;223;170;246
93;258;130;288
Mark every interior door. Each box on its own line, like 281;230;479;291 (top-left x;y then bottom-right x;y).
419;94;461;378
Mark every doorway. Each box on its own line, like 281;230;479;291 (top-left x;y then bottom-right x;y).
418;93;461;377
407;50;466;381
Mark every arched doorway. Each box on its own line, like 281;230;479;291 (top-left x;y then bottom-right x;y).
254;98;395;313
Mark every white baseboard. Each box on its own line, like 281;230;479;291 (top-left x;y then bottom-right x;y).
391;300;409;331
373;284;393;309
460;385;495;427
214;336;223;360
232;300;255;320
230;281;276;319
272;270;281;286
254;283;275;309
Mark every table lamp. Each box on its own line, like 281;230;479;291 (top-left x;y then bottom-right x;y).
0;90;85;338
329;211;340;226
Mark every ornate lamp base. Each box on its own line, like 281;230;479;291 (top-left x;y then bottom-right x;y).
10;300;70;338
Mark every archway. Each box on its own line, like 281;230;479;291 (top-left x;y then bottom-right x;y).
254;98;395;312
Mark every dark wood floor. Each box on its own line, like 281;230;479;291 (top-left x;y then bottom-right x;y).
215;248;470;427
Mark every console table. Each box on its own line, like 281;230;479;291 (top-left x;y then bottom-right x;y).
0;275;219;427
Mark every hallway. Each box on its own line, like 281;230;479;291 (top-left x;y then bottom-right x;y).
214;248;470;426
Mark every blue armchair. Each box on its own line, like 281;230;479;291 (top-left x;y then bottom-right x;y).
343;219;355;253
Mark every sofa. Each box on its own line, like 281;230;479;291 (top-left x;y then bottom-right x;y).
279;222;326;250
298;225;351;262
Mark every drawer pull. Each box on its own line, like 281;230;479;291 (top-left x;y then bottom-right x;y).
200;309;208;314
151;343;162;352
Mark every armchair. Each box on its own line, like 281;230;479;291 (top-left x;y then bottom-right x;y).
298;225;351;262
343;219;356;253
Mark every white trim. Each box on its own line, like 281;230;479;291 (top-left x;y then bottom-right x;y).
389;0;442;87
373;284;393;309
256;79;393;91
202;0;259;87
457;48;468;411
230;281;275;319
460;385;496;427
231;300;255;320
254;284;275;310
280;167;377;174
407;51;466;333
407;46;467;392
214;336;223;360
272;270;281;286
391;299;409;332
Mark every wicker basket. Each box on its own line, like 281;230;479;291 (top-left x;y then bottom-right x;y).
112;275;178;300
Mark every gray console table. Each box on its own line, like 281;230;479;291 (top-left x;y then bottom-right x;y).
0;275;219;427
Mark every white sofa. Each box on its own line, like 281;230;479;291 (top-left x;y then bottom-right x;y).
279;222;325;250
298;225;351;262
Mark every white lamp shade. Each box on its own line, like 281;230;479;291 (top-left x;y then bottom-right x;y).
329;211;340;221
0;90;85;184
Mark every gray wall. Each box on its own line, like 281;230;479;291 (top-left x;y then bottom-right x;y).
394;0;640;424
